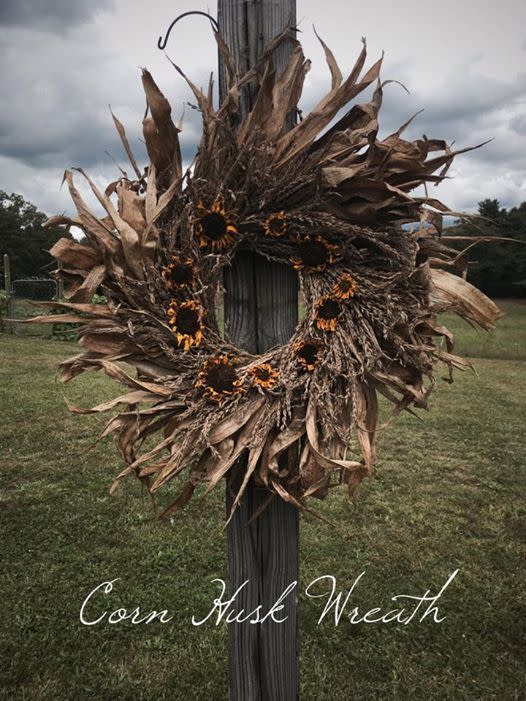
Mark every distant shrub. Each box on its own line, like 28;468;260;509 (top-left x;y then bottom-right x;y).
52;293;108;341
24;294;109;341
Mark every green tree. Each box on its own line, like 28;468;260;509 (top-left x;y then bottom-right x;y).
477;198;504;221
0;191;68;281
447;199;526;298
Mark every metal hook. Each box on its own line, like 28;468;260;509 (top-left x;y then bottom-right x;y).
157;11;219;50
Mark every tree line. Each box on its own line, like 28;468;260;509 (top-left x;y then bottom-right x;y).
0;190;67;282
447;199;526;298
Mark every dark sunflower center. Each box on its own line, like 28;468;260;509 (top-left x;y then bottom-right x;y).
269;217;285;234
200;212;227;240
175;307;200;334
255;367;271;381
170;263;193;285
298;343;318;366
206;364;237;393
317;299;340;320
298;239;328;267
338;278;353;292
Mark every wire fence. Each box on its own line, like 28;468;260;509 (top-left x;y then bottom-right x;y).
8;278;58;337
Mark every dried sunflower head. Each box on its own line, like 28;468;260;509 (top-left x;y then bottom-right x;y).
167;300;204;351
315;296;342;332
196;200;238;251
162;256;195;290
248;363;279;389
332;273;358;300
291;235;341;273
196;355;244;403
263;211;287;238
294;339;323;372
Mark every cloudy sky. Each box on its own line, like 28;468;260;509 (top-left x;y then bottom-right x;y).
1;0;525;220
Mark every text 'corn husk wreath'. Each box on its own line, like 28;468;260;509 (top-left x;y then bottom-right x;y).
35;28;502;520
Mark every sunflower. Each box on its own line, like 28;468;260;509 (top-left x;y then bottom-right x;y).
315;296;342;332
293;339;323;372
332;273;358;300
291;235;341;273
167;300;204;351
162;256;195;290
196;355;244;403
196;200;238;251
248;363;279;389
263;211;287;237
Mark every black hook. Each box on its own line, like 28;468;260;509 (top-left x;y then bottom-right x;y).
157;11;219;50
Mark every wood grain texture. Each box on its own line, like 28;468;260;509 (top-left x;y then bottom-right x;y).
223;253;298;353
226;470;299;701
223;251;258;354
218;1;300;699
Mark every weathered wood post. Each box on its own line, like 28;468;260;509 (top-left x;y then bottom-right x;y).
56;260;65;300
3;253;14;334
218;1;300;699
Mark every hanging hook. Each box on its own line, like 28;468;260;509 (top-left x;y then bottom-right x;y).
157;11;219;50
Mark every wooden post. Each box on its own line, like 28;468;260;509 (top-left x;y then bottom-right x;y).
218;2;300;699
56;260;65;299
2;254;10;295
3;253;14;334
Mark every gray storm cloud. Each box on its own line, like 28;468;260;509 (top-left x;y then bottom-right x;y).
0;0;115;30
0;0;525;216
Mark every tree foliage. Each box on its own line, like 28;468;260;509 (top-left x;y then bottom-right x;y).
448;199;526;298
0;191;68;281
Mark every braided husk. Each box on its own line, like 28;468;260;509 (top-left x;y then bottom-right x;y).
35;29;501;519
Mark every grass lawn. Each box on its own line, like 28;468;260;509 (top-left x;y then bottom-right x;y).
0;301;525;700
440;299;526;360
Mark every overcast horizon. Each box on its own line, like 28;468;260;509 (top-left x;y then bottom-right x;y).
1;0;525;221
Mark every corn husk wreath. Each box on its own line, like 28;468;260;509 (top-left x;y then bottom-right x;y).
34;28;502;520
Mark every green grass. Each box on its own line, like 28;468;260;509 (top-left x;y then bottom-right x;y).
439;299;526;360
1;302;525;700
